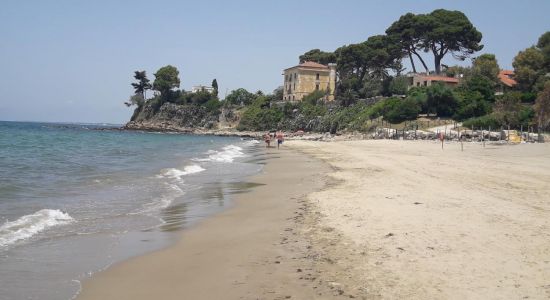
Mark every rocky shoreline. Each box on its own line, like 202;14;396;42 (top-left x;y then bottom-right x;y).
122;121;549;144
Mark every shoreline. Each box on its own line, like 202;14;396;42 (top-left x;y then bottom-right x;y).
76;139;550;299
77;146;337;299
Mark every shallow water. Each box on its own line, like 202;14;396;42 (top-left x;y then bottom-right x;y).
0;121;263;300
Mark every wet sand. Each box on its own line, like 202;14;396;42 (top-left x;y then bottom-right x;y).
78;147;333;299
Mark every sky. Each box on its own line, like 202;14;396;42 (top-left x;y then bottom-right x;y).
1;0;549;124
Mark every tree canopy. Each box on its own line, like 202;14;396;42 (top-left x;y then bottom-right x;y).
472;54;499;83
386;9;483;74
420;9;483;74
211;79;219;96
131;71;152;98
153;65;181;99
385;12;430;73
535;82;550;130
513;47;546;92
299;49;336;65
537;31;550;70
224;88;257;106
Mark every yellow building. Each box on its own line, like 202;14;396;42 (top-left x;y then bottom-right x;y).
282;61;336;101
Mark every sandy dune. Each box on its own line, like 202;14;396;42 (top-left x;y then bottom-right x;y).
290;140;550;299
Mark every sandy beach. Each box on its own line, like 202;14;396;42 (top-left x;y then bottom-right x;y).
291;140;550;299
78;140;550;299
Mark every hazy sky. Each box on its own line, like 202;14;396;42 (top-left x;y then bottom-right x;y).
1;0;549;123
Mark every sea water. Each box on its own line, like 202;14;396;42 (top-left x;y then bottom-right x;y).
0;121;263;299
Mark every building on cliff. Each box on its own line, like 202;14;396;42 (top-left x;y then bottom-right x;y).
407;73;460;89
282;61;336;101
191;85;215;93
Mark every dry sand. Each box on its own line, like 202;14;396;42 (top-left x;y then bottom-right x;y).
78;140;550;300
290;140;550;299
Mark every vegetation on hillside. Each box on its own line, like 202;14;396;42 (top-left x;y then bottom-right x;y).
124;9;550;133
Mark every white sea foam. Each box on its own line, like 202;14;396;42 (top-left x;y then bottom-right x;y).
158;164;206;182
0;209;74;247
197;145;245;163
132;183;184;216
242;139;261;146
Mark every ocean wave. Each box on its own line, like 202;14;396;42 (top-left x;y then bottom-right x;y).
196;145;245;163
158;165;206;182
131;183;184;216
242;139;260;146
0;209;74;247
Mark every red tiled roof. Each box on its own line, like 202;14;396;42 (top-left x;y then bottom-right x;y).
498;70;517;87
419;75;460;83
285;61;329;71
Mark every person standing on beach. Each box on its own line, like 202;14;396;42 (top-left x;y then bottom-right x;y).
263;132;271;148
276;131;284;149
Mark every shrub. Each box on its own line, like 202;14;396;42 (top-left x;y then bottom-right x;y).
407;87;429;113
225;88;257;106
236;96;283;131
426;84;458;117
203;98;222;113
462;114;500;129
384;98;420;123
302;90;326;106
389;76;409;95
453;91;491;121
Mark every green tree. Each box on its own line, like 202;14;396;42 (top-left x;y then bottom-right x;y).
389;76;409;95
360;75;383;98
537;31;550;71
131;71;152;99
385;12;430;73
299;49;336;65
513;47;545;92
211;79;218;96
444;65;472;79
493;92;522;126
420;9;483;74
463;74;495;102
335;35;402;97
535;82;550;130
426;83;458;117
153;65;181;100
407;87;429;113
224;88;257;106
384;98;420;123
124;93;145;107
273;86;284;100
453;90;491;121
472;54;500;83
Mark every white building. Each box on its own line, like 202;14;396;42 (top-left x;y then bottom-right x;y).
191;85;215;93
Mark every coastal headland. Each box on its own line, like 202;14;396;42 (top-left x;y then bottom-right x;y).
78;139;550;299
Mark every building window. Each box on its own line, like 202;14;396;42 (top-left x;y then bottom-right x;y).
292;95;295;101
316;84;320;91
316;73;319;80
293;82;296;90
294;73;297;80
423;81;427;86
